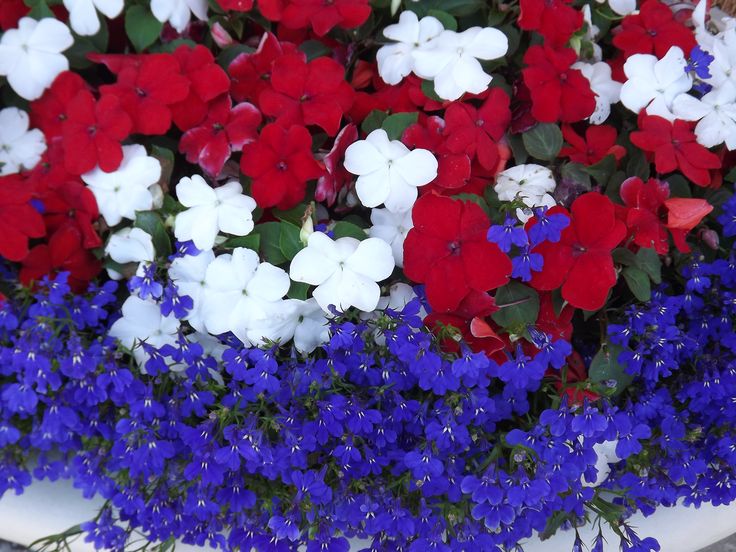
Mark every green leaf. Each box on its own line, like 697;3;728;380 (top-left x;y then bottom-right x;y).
605;171;626;204
125;5;163;52
626;148;650;181
583;154;616;185
560;162;592;190
381;112;418;140
612;247;637;266
253;222;287;265
421;79;443;102
491;282;540;329
162;195;185;215
726;167;736;183
27;0;54;19
279;222;303;260
273;204;309;227
221;233;260;251
65;21;109;69
666;174;691;198
635;247;661;284
522;123;563;161
361;110;388;136
151;145;174;192
623;266;651;302
216;44;254;69
287;281;310;300
299;40;331;60
134;211;172;258
427;9;457;31
588;343;633;394
507;134;528;165
332;221;366;240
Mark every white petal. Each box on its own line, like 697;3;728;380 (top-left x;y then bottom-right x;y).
337;268;382;312
672;94;712;121
383;10;419;42
392;148;438;187
344;138;387;176
289;239;338;285
355;168;392;208
65;0;101;36
217;203;254;236
463;27;508;60
383;179;418;213
345;237;395;281
176;175;216;207
247;262;290;301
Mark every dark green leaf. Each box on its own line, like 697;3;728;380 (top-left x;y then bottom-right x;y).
273;204;309;226
635;247;661;284
583;154;616;185
253;222;287;265
427;9;457;31
151;145;174;192
588;343;633;394
612;247;637;266
666;174;691;198
134;211;172;258
332;221;366;240
27;0;54;19
381;112;418;140
162;195;185;215
299;40;331;60
65;21;109;69
420;79;443;102
522;123;563;161
705;186;734;211
605;171;626;204
279;222;302;260
560;162;591;190
726;167;736;183
491;282;540;329
221;234;260;251
626;148;650;181
361;109;388;136
125;5;163;52
507;134;528;165
623;266;651;302
287;281;310;300
216;44;254;68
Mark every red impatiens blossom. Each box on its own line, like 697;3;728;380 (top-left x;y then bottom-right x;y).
179;96;262;176
0;0;29;30
522;45;596;124
240;123;324;209
100;54;190;136
39;180;102;249
630;115;721;187
170;44;231;131
259;53;354;136
403;194;512;312
0;175;45;262
402;116;472;192
229;33;301;104
61;92;133;175
443;88;511;173
618;176;713;253
518;0;583;48
528;192;627;311
30;71;88;139
559;124;627;166
315;123;359;206
277;0;371;36
20;226;101;293
216;0;254;10
612;0;696;58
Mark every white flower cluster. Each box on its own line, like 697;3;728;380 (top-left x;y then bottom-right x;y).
0;107;46;175
494;164;557;222
376;11;509;101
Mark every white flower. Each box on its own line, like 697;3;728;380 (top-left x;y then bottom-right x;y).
495;164;557;221
109;296;180;369
412;27;508;101
705;29;736;88
63;0;124;36
174;177;257;251
81;144;161;226
289;232;395;313
0;107;46;175
202;248;295;346
673;81;736;150
0;17;74;101
104;227;155;279
595;0;636;16
344;129;437;213
169;249;216;333
150;0;208;33
368;208;413;268
573;61;622;124
291;299;331;355
376;11;443;85
620;46;693;121
583;440;622;487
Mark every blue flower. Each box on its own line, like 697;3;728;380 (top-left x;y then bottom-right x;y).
687;45;714;79
528;207;570;246
487;216;528;252
511;246;543;282
128;263;163;300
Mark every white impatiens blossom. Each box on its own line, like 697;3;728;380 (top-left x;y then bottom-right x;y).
202;248;296;346
368;208;413;268
63;0;124;36
290;232;395;313
344;129;437;213
0;18;74;101
595;0;635;16
109;296;180;368
291;299;331;355
82;144;161;226
705;28;736;88
105;227;155;280
412;26;508;101
174;177;257;251
0;107;46;175
169;249;216;333
376;11;443;85
151;0;208;33
620;46;692;121
495;164;557;222
673;82;736;150
573;61;622;124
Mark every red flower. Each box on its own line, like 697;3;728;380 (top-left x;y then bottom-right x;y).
528;192;626;311
39;180;102;250
216;0;254;10
0;0;29;31
20;226;100;293
100;54;190;135
180;96;262;176
229;33;301;104
629;115;721;187
61;92;132;175
170;44;231;131
518;0;583;48
522;45;596;123
403;194;512;312
665;197;713;233
240;123;324;209
613;0;696;58
0;175;45;262
259;53;354;136
30;71;88;139
279;0;371;36
315;123;359;206
536;291;575;342
443;88;511;172
559;124;626;166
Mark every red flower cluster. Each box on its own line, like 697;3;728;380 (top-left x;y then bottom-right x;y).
613;0;696;58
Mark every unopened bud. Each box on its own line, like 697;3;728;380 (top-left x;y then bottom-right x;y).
211;22;234;48
699;228;719;250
